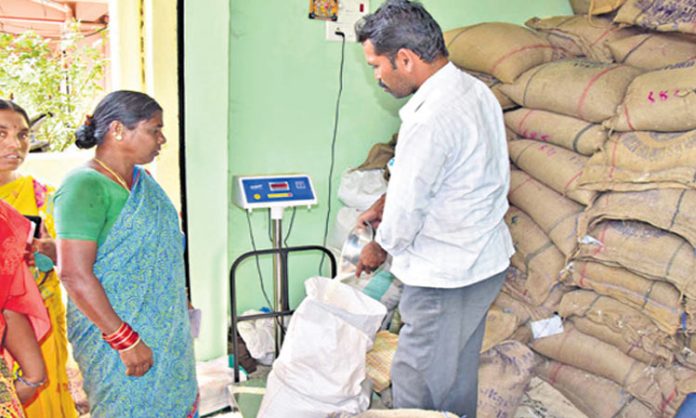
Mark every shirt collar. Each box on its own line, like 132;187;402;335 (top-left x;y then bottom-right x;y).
399;61;457;121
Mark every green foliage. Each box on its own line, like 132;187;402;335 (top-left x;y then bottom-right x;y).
0;21;108;151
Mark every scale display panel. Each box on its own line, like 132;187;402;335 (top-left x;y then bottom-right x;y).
232;174;317;210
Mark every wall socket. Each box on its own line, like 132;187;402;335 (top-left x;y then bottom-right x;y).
325;0;369;42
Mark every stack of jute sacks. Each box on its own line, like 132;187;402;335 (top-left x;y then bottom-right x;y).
444;1;696;416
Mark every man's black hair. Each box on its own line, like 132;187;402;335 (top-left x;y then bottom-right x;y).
355;0;448;65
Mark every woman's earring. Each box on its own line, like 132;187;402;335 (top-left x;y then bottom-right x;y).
115;133;123;141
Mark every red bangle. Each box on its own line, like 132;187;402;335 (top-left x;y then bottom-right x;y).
111;331;140;351
117;336;141;353
102;322;128;342
102;322;140;351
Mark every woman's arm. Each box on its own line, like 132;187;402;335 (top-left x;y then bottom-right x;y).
3;310;46;403
57;239;153;377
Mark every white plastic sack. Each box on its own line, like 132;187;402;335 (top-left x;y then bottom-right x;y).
258;276;387;418
337;169;387;210
237;309;276;366
328;207;363;252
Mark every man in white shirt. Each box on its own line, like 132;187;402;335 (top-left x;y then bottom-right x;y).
355;1;514;416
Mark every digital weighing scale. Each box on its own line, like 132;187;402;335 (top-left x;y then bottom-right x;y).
230;174;336;379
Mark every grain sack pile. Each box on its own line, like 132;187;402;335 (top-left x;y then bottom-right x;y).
456;3;696;416
442;22;556;111
338;3;696;415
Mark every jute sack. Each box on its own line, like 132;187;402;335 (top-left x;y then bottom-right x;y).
530;324;696;416
570;317;666;365
505;206;565;305
535;359;655;418
364;310;520;394
608;32;696;70
676;333;696;371
495;268;568;322
499;59;643;123
564;261;682;335
504;108;607;156
575;220;696;300
581;188;696;248
363;339;535;418
526;15;640;62
684;298;696;336
578;130;696;191
481;308;519;353
570;0;627;15
559;289;678;363
509;169;584;257
614;0;696;35
606;60;696;132
501;267;569;318
357;134;397;171
505;127;519;142
509;324;533;345
465;71;517;110
443;23;554;83
478;341;537;418
508;140;594;205
493;291;532;324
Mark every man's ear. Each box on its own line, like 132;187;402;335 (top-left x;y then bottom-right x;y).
396;48;418;72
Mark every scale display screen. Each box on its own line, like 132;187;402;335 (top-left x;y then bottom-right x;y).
269;182;289;191
232;174;317;210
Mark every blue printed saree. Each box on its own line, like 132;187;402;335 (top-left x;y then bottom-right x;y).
67;167;197;417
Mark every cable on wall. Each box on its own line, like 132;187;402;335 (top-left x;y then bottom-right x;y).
318;30;346;275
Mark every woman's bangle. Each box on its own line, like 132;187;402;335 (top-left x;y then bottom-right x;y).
15;375;45;388
118;336;142;353
102;322;128;342
112;331;140;351
102;322;140;351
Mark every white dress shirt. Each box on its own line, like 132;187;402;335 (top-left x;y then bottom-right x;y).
375;62;514;288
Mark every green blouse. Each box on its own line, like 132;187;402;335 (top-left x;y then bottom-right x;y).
54;167;129;247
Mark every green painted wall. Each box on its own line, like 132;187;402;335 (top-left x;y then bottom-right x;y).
186;0;572;360
184;0;230;360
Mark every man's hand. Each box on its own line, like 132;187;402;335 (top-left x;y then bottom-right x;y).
356;241;387;277
119;339;154;377
357;194;386;229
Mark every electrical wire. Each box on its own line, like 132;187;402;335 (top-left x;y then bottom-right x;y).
318;31;346;275
267;210;273;243
284;207;297;248
267;206;297;246
245;211;288;335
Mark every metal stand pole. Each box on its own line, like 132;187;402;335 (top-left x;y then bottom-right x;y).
270;207;285;355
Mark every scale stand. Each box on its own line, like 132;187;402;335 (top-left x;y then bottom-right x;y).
269;206;285;353
230;174;336;382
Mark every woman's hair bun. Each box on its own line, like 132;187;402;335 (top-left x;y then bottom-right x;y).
74;123;98;149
